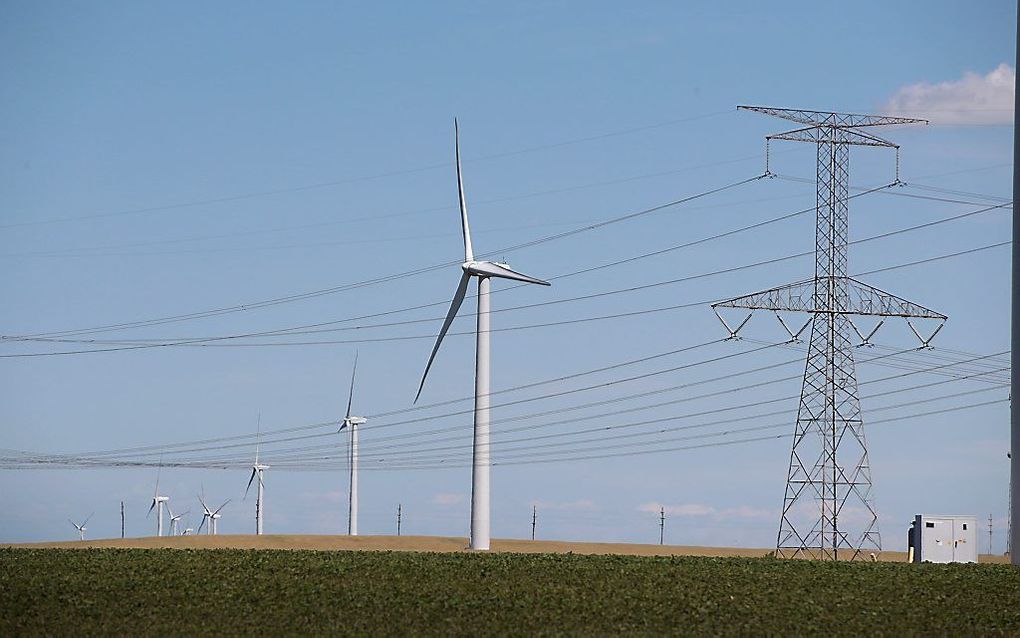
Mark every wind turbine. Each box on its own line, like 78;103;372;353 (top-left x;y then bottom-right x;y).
167;504;189;536
68;513;93;541
197;494;229;535
244;414;269;535
338;353;367;536
414;120;551;550
147;464;169;537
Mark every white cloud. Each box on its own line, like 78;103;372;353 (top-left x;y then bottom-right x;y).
720;505;772;522
532;498;599;512
640;502;712;516
638;502;773;520
433;492;465;506
882;63;1014;125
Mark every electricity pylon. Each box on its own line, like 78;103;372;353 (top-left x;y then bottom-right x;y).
713;106;947;560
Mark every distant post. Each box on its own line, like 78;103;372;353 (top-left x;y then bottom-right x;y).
121;500;125;539
659;507;665;546
531;505;537;541
989;514;994;556
397;504;402;536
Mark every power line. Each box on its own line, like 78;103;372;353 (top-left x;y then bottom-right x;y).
3;155;797;260
5;174;763;341
6;347;1004;468
3;199;1008;355
0;110;735;230
256;374;1007;468
56;397;999;473
188;355;1012;466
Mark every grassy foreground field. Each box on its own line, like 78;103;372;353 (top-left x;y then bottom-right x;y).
2;548;1018;635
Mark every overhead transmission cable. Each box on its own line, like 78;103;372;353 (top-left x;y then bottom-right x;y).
5;347;1005;468
3;196;1008;356
5;174;764;341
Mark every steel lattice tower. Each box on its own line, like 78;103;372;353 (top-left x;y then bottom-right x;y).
713;106;947;560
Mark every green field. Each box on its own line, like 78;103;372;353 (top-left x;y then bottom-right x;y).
2;548;1018;635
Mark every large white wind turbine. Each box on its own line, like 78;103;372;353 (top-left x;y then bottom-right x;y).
68;513;93;541
197;494;229;535
147;465;169;537
338;354;367;536
414;120;551;550
244;415;269;535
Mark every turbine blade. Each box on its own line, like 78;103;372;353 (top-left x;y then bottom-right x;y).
466;261;550;286
346;351;358;419
147;499;156;518
244;468;256;500
415;271;471;402
214;499;230;515
255;412;262;465
68;519;76;528
455;118;474;262
83;512;94;526
198;494;210;513
197;516;206;534
153;457;162;498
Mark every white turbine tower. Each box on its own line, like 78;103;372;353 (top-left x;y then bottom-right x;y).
147;465;169;537
338;354;367;536
68;513;93;541
415;120;551;550
198;494;229;535
245;415;269;535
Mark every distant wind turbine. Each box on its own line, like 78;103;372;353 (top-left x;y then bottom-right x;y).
147;463;169;537
197;494;229;535
68;513;93;541
338;353;367;536
244;414;269;535
167;504;189;536
414;120;551;550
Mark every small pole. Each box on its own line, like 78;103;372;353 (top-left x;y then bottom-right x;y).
531;505;537;541
989;514;994;556
397;504;402;536
121;500;125;539
659;507;665;546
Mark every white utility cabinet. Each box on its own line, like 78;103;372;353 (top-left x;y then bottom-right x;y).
910;514;977;563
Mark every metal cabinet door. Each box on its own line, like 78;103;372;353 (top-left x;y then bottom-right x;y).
952;518;977;563
921;518;954;563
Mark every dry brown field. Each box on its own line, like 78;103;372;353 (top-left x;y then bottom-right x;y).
5;533;1010;563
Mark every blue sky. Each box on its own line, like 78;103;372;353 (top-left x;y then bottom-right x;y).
0;1;1015;550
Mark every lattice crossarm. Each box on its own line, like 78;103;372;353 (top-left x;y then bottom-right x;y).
845;278;947;319
712;280;817;313
739;105;927;128
767;126;899;148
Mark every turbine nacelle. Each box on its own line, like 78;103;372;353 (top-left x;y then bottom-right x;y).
339;415;367;433
147;494;169;517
